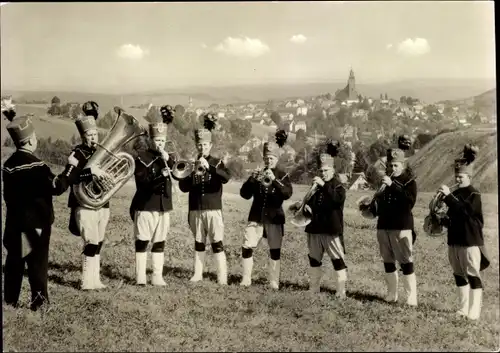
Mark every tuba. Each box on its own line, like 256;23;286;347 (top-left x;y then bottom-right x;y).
288;182;320;227
74;108;147;209
423;183;459;237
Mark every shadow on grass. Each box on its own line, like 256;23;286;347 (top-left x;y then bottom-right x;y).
162;264;388;303
2;262;432;308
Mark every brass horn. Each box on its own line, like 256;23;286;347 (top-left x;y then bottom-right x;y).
423;183;459;237
288;181;320;227
254;167;273;187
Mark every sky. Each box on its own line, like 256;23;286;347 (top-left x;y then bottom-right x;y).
0;1;496;93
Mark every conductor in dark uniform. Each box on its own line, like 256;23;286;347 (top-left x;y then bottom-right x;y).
2;116;78;311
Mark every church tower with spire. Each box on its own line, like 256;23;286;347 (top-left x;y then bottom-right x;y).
348;68;356;100
334;67;360;104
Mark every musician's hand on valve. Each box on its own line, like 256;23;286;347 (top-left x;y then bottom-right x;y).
265;169;276;181
161;168;170;177
438;185;450;196
91;166;105;178
159;149;170;162
67;152;79;167
198;157;210;170
313;176;325;187
381;176;392;186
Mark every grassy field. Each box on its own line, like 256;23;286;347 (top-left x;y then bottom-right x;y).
1;179;499;352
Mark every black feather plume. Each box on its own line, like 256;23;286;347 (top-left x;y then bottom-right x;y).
398;134;412;151
275;129;288;147
160;105;175;124
325;138;340;157
462;143;479;164
82;101;99;120
203;113;218;132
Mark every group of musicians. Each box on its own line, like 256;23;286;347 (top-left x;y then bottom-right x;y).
1;100;489;322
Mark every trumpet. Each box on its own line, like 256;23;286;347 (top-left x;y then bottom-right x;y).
423;183;459;237
253;167;273;187
288;181;321;227
357;171;395;219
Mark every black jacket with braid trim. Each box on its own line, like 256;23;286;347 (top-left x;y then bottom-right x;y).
2;150;71;250
240;168;293;224
305;177;346;236
375;169;417;230
129;149;177;220
444;185;484;247
178;155;231;211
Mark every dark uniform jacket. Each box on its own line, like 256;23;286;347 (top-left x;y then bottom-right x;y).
61;143;110;236
178;155;231;211
444;186;484;247
129;149;177;220
2;150;70;251
305;177;346;236
374;169;417;231
240;168;293;224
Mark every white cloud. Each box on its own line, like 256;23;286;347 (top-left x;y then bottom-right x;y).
201;43;208;49
290;34;307;44
386;43;393;49
397;37;430;56
116;44;149;60
214;36;270;58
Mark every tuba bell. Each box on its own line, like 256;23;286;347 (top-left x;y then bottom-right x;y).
288;182;320;227
74;108;147;210
423;183;459;237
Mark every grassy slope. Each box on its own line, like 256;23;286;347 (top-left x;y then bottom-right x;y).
1;181;499;352
409;128;498;193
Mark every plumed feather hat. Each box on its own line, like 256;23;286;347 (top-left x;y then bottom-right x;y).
263;111;289;158
454;143;478;175
194;112;218;143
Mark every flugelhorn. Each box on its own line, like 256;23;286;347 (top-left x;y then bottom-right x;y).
288;181;320;227
423;183;459;237
357;171;395;219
